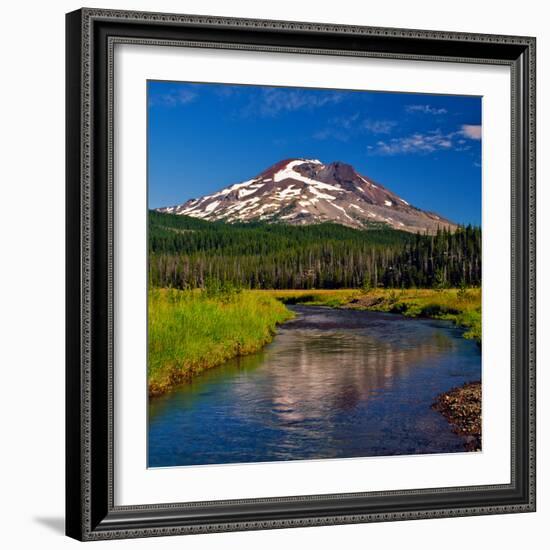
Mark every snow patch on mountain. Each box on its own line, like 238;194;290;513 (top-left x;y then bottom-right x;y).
157;158;456;234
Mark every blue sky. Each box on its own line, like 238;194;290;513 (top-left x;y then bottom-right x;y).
148;80;482;225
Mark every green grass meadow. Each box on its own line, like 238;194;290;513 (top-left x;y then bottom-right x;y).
148;288;294;396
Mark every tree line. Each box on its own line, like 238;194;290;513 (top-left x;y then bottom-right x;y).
148;211;481;290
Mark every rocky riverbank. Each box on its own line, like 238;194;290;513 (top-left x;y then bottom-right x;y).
432;381;481;451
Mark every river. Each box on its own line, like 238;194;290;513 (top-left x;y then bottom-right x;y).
148;305;481;467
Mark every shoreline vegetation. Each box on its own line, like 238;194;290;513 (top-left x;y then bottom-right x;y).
148;286;481;397
148;287;293;397
268;287;481;345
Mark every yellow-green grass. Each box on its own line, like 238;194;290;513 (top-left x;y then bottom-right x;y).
263;288;481;345
148;288;294;396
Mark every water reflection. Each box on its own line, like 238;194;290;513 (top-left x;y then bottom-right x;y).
149;306;480;467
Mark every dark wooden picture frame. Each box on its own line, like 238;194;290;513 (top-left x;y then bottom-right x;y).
66;8;536;541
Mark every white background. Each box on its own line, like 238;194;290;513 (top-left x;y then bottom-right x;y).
0;1;547;549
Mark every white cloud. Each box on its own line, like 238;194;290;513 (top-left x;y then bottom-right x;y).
330;113;360;129
405;104;448;115
368;130;454;155
460;124;482;140
368;123;482;156
149;88;197;107
362;119;397;134
246;89;344;117
313;114;396;141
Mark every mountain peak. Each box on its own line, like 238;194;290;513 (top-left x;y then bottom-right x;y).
258;158;322;179
158;158;456;234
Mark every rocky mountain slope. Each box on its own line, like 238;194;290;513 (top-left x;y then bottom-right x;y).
157;158;456;234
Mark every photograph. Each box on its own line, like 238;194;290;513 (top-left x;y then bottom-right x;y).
146;81;483;468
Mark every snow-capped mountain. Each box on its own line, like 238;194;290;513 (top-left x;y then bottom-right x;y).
157;158;456;234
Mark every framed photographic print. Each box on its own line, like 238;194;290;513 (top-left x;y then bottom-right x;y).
65;8;536;541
